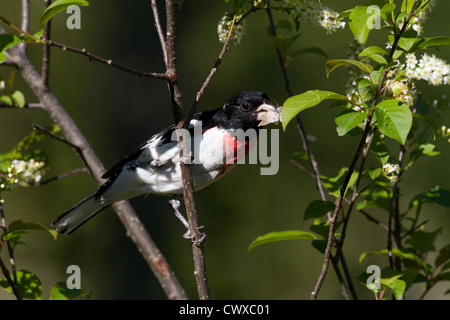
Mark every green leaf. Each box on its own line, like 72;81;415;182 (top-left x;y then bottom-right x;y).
359;46;388;57
388;30;418;51
276;19;292;32
405;229;440;256
335;109;368;136
39;0;89;28
281;90;347;130
326;59;374;77
367;167;382;180
382;275;406;300
374;100;412;145
408;143;440;164
311;239;327;254
370;137;390;165
0;34;22;53
309;219;342;239
417;36;450;50
436;245;450;268
320;167;359;197
349;6;377;45
271;34;300;52
11;91;25;108
410;186;450;208
0;270;42;300
50;281;90;300
303;200;335;221
291;47;328;60
381;3;396;15
248;230;316;251
8;219;58;240
359;248;423;266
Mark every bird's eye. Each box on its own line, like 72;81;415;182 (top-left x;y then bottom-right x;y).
241;102;251;111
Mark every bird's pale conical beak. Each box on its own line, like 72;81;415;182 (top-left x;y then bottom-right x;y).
254;103;281;127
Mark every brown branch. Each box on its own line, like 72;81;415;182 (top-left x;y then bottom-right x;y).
46;40;169;80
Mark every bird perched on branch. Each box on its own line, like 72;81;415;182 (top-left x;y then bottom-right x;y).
52;91;280;236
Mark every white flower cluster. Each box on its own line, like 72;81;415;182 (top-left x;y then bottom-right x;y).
404;53;450;86
217;14;245;45
0;159;46;191
383;162;401;182
402;0;436;35
387;79;417;107
281;0;346;34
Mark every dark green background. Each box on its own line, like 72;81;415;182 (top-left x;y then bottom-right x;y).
1;0;449;299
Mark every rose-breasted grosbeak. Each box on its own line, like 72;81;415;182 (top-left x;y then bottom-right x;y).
52;91;279;235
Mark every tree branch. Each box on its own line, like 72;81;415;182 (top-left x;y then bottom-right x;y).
0;195;22;300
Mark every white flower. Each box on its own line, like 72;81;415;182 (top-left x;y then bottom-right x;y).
383;163;400;175
281;0;345;33
10;159;47;186
217;14;245;45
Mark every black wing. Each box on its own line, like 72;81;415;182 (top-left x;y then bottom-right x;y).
101;108;220;179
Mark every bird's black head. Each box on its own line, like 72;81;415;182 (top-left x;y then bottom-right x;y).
220;91;278;131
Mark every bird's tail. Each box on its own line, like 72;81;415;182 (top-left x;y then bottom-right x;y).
52;190;111;235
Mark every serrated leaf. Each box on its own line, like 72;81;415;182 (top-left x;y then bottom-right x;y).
281;90;347;130
39;0;89;28
326;59;374;77
374;100;412;145
248;230;316;251
335;109;368;136
303;200;335;221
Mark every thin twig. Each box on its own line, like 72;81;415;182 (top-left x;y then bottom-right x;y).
46;40;169;80
33;167;88;186
0;195;22;300
42;0;52;86
0;102;42;109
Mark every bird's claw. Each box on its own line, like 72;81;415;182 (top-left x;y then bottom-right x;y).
182;225;206;245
